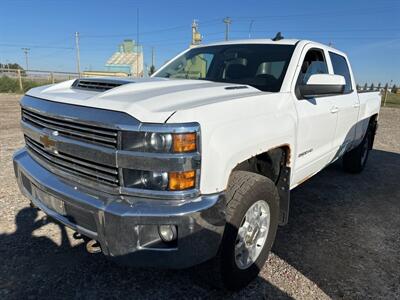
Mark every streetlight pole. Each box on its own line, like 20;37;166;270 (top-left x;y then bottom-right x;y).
136;8;140;78
248;20;254;39
75;32;81;77
223;17;232;41
21;48;30;70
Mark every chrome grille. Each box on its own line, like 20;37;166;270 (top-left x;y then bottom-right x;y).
22;108;118;148
25;136;119;186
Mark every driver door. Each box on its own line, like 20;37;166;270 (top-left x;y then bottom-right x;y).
292;46;339;185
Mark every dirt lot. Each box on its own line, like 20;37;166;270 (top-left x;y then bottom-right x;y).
0;93;399;299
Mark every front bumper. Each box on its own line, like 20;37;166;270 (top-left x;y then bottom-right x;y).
13;148;226;268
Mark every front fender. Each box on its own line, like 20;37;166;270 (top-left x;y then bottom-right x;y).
167;93;297;194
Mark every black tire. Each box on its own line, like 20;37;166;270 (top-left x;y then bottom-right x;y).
343;127;372;173
216;171;280;290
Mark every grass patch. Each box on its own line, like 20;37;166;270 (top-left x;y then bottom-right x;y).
382;93;400;108
0;76;50;93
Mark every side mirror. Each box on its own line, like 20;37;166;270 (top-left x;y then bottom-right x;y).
299;74;345;98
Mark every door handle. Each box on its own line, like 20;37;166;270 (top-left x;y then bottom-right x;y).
330;106;339;114
353;102;360;108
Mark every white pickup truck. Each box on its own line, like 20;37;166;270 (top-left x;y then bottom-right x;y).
13;39;380;290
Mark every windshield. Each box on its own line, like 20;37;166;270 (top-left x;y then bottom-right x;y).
155;44;295;92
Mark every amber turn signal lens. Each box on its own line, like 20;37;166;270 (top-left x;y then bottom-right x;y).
169;170;196;190
172;133;196;153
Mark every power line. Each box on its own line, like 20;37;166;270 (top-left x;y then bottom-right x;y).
29;48;74;60
79;19;222;39
0;43;73;50
230;6;400;21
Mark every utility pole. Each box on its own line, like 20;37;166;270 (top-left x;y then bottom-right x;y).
136;8;140;78
75;32;81;77
248;20;254;39
21;48;30;70
151;47;155;68
223;17;232;41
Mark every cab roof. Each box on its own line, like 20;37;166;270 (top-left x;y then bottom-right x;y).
195;39;346;57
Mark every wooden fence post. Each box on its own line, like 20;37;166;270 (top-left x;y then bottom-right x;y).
50;72;55;84
17;69;23;92
383;86;388;107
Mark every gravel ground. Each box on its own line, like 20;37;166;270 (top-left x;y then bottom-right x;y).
0;93;399;299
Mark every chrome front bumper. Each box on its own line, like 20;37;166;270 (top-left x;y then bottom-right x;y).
13;148;226;268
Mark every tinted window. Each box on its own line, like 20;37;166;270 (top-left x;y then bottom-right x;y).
156;44;295;92
298;49;329;84
329;52;352;92
163;53;215;79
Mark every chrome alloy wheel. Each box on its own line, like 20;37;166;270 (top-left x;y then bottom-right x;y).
234;200;270;270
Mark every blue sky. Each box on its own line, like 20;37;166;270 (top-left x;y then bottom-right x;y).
0;0;399;84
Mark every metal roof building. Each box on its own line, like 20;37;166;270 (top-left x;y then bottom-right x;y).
105;39;143;77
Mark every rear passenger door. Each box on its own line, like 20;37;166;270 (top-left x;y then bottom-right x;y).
327;52;360;158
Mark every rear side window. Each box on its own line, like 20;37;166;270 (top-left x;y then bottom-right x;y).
329;52;352;92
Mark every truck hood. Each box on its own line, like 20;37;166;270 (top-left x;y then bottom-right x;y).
26;77;263;123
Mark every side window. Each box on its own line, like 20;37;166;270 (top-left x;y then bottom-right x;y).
329;52;352;92
298;49;328;84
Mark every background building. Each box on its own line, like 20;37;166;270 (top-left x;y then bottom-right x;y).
105;39;143;77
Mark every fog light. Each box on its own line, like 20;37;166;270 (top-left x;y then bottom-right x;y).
158;225;177;242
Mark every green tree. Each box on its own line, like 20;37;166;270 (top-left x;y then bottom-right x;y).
148;65;156;76
369;83;375;91
377;82;381;90
356;84;360;90
363;83;368;91
0;62;25;75
392;84;398;93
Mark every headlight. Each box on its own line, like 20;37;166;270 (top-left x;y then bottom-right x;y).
123;169;169;190
122;131;197;153
121;123;200;192
145;132;172;152
123;169;196;191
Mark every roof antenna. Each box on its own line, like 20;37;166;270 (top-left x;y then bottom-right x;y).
272;32;284;41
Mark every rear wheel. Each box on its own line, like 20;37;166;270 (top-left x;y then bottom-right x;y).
343;127;372;173
216;171;280;290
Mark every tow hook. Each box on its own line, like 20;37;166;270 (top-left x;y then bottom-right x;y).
86;239;102;254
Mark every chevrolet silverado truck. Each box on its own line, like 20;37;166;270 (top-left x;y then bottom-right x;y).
13;39;381;290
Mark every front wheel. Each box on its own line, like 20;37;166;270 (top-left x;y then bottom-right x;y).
217;171;280;290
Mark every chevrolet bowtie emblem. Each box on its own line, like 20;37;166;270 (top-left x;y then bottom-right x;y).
40;134;57;151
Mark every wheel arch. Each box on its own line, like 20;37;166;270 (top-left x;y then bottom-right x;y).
229;145;292;225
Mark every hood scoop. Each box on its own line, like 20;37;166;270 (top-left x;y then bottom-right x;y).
72;78;134;92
